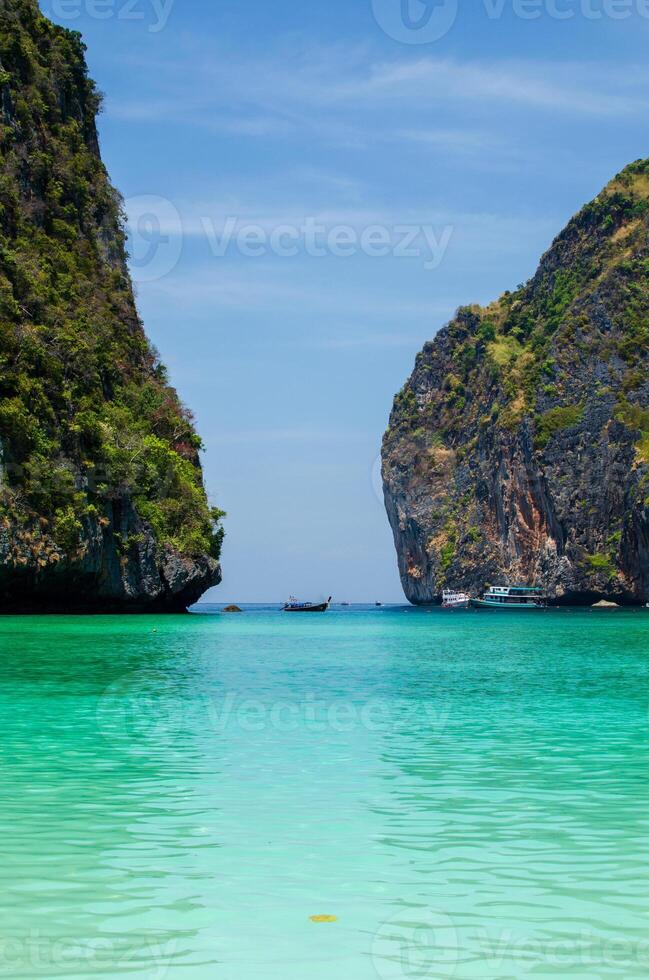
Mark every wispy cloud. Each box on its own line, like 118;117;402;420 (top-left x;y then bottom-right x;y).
209;426;366;446
141;266;456;317
325;56;645;116
396;128;506;151
107;42;649;135
309;332;428;350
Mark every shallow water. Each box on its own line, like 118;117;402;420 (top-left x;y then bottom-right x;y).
0;605;648;978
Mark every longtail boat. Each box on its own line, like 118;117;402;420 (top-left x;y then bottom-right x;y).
282;596;332;613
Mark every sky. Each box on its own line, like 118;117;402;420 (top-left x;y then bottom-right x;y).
43;0;649;602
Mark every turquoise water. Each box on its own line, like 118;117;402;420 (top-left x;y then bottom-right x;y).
1;605;649;979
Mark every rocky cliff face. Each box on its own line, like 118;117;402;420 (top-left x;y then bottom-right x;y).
0;0;222;611
383;160;649;606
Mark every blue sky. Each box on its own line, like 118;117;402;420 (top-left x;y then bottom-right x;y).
44;0;649;602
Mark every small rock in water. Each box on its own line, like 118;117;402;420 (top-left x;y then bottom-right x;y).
223;605;243;613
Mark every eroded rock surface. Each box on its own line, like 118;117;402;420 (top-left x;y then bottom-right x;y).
383;161;649;605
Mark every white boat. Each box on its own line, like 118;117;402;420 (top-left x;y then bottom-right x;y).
441;589;471;609
471;585;547;609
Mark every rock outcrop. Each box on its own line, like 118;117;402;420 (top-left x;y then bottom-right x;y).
383;160;649;605
0;0;222;611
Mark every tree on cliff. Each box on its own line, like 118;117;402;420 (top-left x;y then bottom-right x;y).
383;160;649;606
0;0;223;610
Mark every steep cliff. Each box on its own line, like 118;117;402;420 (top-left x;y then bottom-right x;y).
0;0;223;611
383;160;649;605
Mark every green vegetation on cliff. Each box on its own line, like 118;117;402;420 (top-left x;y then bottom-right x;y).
0;0;223;589
383;159;649;605
427;162;647;437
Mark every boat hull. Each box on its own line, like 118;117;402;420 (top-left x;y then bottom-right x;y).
470;599;544;609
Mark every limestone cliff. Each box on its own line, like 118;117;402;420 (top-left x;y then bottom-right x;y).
383;160;649;605
0;0;223;610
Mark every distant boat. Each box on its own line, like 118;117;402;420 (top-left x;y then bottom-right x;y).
283;596;332;613
442;589;471;609
340;602;351;607
375;602;383;607
471;585;547;609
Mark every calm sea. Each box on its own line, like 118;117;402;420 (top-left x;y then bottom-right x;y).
0;605;648;978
